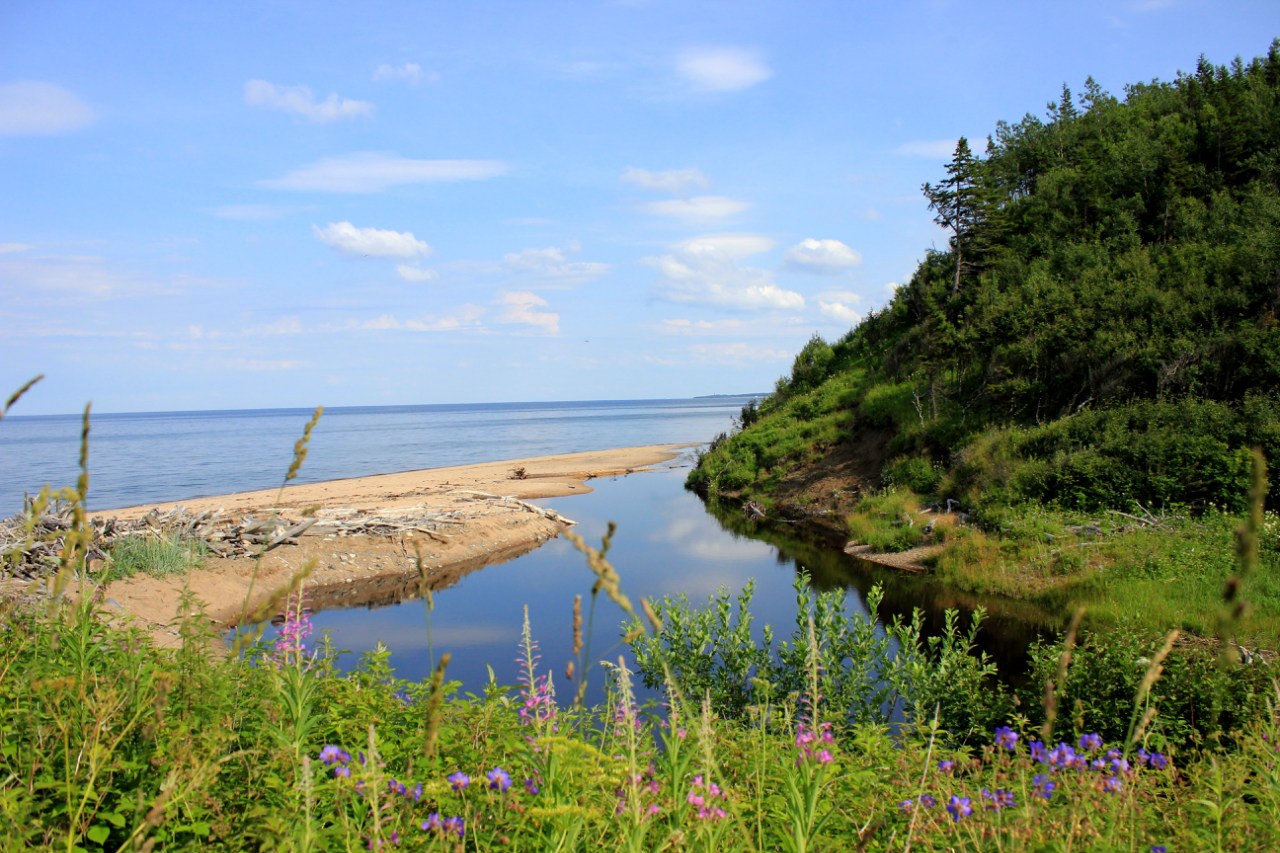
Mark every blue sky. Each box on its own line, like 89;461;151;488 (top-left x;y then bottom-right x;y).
2;1;1275;414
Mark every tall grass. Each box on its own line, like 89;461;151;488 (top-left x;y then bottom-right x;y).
2;380;1277;850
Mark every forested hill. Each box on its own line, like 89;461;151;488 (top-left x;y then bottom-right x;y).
690;43;1280;515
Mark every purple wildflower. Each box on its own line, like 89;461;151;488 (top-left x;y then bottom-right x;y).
334;766;351;779
946;795;973;822
421;814;441;832
1033;774;1056;800
487;767;512;793
447;771;470;791
524;777;540;796
1079;732;1103;753
982;787;1016;810
937;760;956;774
994;726;1019;751
1103;775;1123;794
1029;740;1047;763
319;745;350;766
442;816;465;839
899;799;914;811
920;793;937;809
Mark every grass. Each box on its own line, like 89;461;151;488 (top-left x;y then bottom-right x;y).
3;378;1278;850
105;533;207;580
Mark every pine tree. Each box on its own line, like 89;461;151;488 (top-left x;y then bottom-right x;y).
922;137;1003;293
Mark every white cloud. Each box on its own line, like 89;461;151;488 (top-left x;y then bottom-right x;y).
373;62;430;84
690;342;790;364
244;79;374;123
503;245;610;284
0;81;95;136
0;243;34;254
658;318;743;336
646;234;803;312
356;305;484;332
643;195;751;224
785;238;862;273
396;264;438;282
893;139;959;158
496;291;559;334
313;221;431;258
249;316;303;335
674;233;774;260
0;253;180;301
676;47;772;92
818;300;863;324
621;167;710;194
262;152;509;193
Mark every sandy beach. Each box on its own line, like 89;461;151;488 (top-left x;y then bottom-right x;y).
93;443;694;644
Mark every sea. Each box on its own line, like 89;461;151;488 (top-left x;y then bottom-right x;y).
0;397;758;513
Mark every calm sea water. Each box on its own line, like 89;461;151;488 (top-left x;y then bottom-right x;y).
0;397;757;513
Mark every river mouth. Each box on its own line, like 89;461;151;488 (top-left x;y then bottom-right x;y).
244;464;1062;701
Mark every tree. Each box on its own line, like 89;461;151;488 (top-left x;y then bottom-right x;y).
922;137;1003;293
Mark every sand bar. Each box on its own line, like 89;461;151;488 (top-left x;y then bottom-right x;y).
94;443;694;644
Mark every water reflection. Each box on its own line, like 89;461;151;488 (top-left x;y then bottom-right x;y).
255;465;1060;703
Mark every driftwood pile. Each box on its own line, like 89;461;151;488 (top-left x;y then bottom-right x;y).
2;491;576;582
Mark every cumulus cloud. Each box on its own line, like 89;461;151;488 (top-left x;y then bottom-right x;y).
496;291;559;334
244;79;374;123
643;195;751;224
893;139;959;158
262;152;509;193
396;264;438;282
503;245;610;284
0;81;95;135
313;221;431;258
676;47;772;92
785;238;862;273
646;234;803;312
621;167;710;194
373;62;431;84
818;300;863;324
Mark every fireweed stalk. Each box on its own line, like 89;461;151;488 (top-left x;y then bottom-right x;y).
778;617;839;853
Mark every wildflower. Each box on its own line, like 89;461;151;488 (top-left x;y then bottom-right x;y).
899;799;914;811
410;783;422;802
319;745;350;766
442;816;465;839
447;771;470;791
937;760;956;774
1033;774;1056;800
1103;775;1123;794
1079;732;1103;753
994;726;1019;751
687;775;728;820
647;803;661;816
394;689;413;705
816;749;834;764
1149;752;1169;770
920;794;937;809
1028;740;1047;763
387;779;407;797
334;766;351;779
982;787;1016;810
487;767;512;793
421;814;441;832
946;795;973;822
524;777;540;796
1151;846;1167;853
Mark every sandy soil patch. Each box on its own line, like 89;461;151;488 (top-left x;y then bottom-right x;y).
92;444;693;645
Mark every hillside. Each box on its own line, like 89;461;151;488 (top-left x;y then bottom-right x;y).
689;44;1280;640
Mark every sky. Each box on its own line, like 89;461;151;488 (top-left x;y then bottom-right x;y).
1;1;1275;415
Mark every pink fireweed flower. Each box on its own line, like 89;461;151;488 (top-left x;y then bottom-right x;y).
272;593;314;667
687;775;728;820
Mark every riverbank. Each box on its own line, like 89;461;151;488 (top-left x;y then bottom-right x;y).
90;444;693;644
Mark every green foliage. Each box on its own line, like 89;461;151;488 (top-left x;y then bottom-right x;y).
845;488;926;552
106;533;207;579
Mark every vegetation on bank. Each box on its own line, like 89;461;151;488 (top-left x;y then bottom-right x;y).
689;43;1280;643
